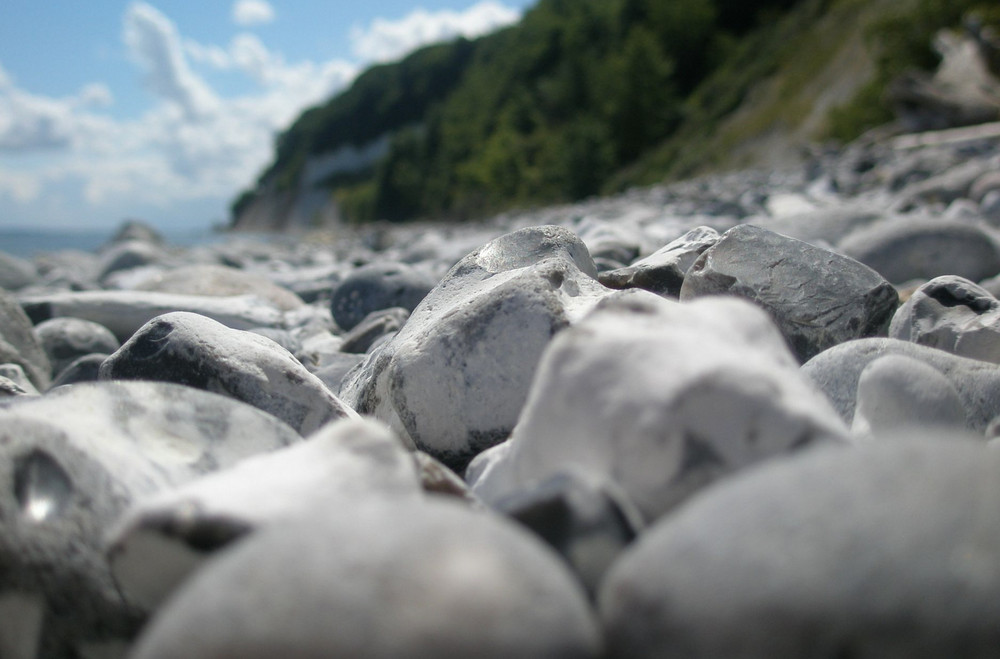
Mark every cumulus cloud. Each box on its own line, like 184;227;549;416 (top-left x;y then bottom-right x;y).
351;1;521;63
232;0;276;27
124;2;220;118
0;2;523;227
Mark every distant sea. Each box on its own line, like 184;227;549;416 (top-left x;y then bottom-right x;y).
0;227;227;258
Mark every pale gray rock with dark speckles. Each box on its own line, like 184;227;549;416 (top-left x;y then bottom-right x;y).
471;293;849;522
340;225;612;472
107;417;422;610
100;311;357;435
0;381;298;659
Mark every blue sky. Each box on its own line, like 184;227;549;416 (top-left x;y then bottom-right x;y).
0;1;533;231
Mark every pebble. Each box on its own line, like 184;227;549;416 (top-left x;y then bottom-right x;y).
471;293;848;521
34;316;120;377
99;311;357;435
341;225;612;471
680;223;898;362
0;381;299;657
889;275;1000;362
130;498;601;659
4;134;1000;657
599;438;1000;658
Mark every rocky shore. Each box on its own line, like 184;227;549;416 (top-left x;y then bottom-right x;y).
4;129;1000;658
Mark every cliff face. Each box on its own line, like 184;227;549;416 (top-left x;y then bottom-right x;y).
230;0;1000;232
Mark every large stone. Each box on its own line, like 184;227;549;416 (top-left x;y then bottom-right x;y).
802;337;1000;430
129;498;601;659
340;226;610;471
837;216;1000;284
0;381;298;658
100;311;356;435
600;439;1000;658
34;316;120;377
20;290;285;342
471;293;848;521
679;224;898;362
0;287;50;390
136;264;305;312
599;226;719;298
889;275;1000;363
0;250;38;291
330;261;435;331
97;239;169;282
851;354;967;436
107;417;422;610
750;205;882;247
339;307;410;354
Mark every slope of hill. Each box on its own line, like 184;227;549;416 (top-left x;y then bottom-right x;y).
230;0;999;231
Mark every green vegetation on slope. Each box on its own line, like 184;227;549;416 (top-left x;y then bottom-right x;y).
232;0;1000;226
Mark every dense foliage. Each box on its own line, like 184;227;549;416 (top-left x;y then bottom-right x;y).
233;0;999;225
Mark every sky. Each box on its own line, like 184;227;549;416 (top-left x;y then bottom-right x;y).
0;1;533;232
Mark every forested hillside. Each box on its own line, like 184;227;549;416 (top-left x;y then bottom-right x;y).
231;0;1000;228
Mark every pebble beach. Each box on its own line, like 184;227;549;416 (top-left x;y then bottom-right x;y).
4;132;1000;658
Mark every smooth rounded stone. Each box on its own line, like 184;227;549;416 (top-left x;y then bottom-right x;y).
0;381;299;658
265;263;341;304
340;306;410;354
107;219;165;246
97;239;169;282
0;250;38;291
130;498;601;659
330;261;435;331
472;293;849;522
34;316;120;376
340;225;611;472
679;224;898;363
837;216;1000;284
50;353;109;388
894;159;990;209
889;275;1000;362
750;204;883;246
100;312;356;435
599;439;1000;659
19;289;285;342
970;170;1000;203
599;226;719;298
107;417;422;609
851;354;966;436
0;287;50;390
496;468;644;598
0;363;40;396
982;189;1000;223
802;337;1000;431
29;249;101;292
136;264;305;312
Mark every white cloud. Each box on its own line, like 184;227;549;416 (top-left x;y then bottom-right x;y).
0;169;43;203
232;0;275;27
0;2;523;228
124;2;220;119
350;1;521;63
